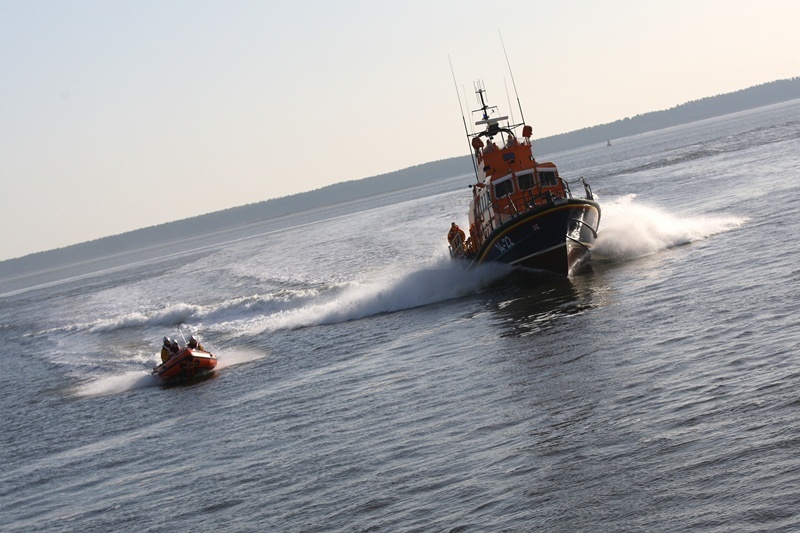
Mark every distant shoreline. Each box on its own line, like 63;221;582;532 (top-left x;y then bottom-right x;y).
535;77;800;155
2;77;798;276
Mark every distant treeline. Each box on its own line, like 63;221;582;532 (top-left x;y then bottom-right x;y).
535;77;800;154
0;158;473;277
2;77;798;275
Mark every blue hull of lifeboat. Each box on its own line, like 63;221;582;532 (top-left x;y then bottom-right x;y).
471;199;601;276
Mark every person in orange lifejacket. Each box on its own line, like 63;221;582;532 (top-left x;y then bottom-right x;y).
448;222;466;255
464;237;474;255
465;223;478;255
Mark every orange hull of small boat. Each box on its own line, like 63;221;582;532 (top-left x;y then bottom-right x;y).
152;348;218;381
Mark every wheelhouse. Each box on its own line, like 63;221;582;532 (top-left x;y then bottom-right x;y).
468;159;583;245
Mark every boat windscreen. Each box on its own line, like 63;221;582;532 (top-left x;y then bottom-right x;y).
494;178;514;198
518;173;535;190
539;171;558;187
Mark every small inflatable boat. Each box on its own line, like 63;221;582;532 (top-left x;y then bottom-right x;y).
152;348;218;382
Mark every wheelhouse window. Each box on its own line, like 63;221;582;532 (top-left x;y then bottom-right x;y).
539;171;558;187
494;178;514;198
478;190;490;214
517;173;535;190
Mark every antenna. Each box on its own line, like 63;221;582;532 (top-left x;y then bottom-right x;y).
449;56;480;183
462;84;473;134
499;30;526;125
177;327;187;345
473;80;491;121
504;77;516;127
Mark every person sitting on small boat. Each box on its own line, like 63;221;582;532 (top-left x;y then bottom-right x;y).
484;138;498;153
187;335;204;351
170;339;180;354
448;222;466;256
505;134;518;148
160;337;173;363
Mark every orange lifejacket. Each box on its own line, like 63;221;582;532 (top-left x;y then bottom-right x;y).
448;226;465;243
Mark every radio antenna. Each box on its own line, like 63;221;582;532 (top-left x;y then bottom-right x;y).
504;77;515;127
449;55;480;182
499;30;525;125
462;84;473;134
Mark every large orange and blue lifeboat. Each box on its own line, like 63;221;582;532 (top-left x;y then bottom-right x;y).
448;83;601;276
152;348;218;382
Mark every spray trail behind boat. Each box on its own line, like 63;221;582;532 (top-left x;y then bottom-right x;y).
592;194;747;261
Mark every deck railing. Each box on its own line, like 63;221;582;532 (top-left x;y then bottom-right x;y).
475;177;594;245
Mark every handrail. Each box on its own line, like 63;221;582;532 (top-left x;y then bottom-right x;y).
581;177;594;200
565;176;594;200
570;217;598;238
499;192;519;217
561;178;572;198
448;233;466;258
469;172;597;256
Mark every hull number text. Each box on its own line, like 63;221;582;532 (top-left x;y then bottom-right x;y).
495;236;514;254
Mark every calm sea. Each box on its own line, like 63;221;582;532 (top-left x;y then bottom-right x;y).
1;99;799;532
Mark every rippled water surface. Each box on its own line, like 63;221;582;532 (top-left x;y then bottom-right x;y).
2;100;800;531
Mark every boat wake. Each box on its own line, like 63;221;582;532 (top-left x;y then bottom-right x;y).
244;259;512;333
72;262;504;337
74;371;161;398
86;289;324;334
592;194;747;260
57;195;744;373
215;348;266;370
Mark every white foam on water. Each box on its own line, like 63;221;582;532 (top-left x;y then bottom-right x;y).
244;260;511;333
74;371;161;398
593;194;747;260
216;348;267;369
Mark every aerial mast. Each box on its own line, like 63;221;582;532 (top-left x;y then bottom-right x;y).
499;30;526;126
449;56;480;183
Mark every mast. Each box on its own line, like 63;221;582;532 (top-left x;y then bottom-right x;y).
499;31;526;126
449;56;480;183
473;80;491;122
472;82;507;139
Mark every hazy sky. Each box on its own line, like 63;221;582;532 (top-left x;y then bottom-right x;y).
1;0;798;260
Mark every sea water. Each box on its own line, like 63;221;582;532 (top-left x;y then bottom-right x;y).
1;99;799;531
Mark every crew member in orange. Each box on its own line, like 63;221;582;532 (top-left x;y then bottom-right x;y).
467;224;478;254
465;237;474;255
447;222;466;255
